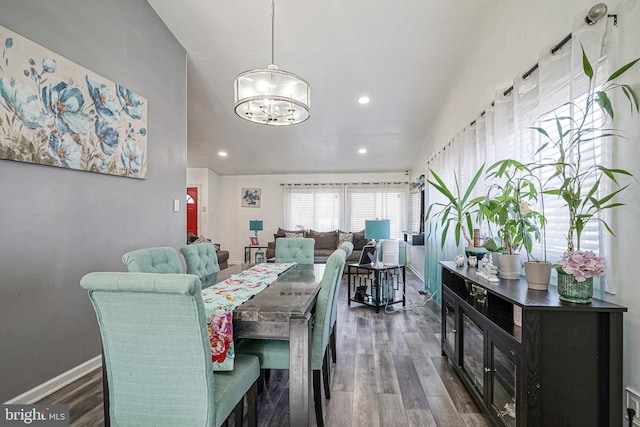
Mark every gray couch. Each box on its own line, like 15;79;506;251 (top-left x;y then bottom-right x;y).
266;228;369;263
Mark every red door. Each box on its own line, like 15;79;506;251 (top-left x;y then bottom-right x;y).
186;187;198;236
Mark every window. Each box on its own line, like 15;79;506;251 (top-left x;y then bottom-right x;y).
284;186;342;232
283;182;407;236
407;188;424;234
347;188;404;238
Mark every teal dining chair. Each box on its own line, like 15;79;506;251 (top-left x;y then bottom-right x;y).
274;237;315;264
235;249;346;427
80;272;260;427
121;246;184;273
179;242;220;279
330;241;353;363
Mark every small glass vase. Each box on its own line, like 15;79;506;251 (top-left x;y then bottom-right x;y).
557;271;593;304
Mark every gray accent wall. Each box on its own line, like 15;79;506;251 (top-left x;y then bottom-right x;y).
0;1;187;402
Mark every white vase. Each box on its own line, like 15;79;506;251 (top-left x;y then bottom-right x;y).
499;254;521;279
524;261;552;290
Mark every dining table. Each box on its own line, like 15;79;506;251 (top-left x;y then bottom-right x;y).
200;262;326;427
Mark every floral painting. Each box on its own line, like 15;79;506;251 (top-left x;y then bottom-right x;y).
241;187;261;207
0;25;147;178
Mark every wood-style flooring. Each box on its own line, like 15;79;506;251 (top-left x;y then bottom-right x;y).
38;269;490;426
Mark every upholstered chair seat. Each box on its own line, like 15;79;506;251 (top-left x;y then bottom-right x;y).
121;247;183;273
180;242;220;278
80;272;260;427
274;238;315;264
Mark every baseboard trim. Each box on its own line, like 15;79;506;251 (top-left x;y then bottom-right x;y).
407;264;424;282
4;355;102;404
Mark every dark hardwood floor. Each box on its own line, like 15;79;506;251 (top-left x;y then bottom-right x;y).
38;268;490;427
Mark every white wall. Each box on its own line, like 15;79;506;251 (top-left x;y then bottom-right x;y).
415;0;640;409
217;172;407;264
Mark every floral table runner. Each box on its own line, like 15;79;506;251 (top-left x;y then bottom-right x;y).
201;262;295;371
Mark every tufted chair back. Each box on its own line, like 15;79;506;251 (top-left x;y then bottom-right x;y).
338;241;354;258
179;243;220;279
122;247;183;274
80;272;260;427
274;238;315;264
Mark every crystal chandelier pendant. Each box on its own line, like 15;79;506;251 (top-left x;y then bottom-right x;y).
234;64;310;125
233;1;310;126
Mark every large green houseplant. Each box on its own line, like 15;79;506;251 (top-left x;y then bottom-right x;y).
532;47;639;302
425;165;485;253
480;159;548;283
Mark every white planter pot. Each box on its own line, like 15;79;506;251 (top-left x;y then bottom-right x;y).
524;261;552;290
499;254;521;279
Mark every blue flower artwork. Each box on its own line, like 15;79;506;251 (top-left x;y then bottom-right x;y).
241;188;261;208
0;25;148;178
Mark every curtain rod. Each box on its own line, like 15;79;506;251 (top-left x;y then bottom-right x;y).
429;13;618;164
280;181;408;187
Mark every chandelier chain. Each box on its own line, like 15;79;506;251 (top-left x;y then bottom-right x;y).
271;0;275;65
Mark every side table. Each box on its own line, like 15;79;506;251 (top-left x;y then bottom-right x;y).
347;263;405;313
244;245;269;263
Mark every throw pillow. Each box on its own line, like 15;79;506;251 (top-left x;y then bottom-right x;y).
285;231;304;238
307;229;338;250
278;227;305;237
338;232;353;248
352;230;368;250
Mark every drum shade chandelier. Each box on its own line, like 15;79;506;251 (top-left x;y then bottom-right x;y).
233;0;310;126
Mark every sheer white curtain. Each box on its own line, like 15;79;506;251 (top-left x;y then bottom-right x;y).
345;182;407;238
282;184;345;231
425;9;617;295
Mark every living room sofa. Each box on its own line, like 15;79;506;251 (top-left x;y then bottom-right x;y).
266;228;368;263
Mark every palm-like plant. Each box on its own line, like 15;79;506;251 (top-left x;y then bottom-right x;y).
425;165;485;249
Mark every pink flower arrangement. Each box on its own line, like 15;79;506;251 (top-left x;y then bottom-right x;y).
559;250;605;282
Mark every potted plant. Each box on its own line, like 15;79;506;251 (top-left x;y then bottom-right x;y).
425;165;486;260
480;159;547;283
532;47;639;302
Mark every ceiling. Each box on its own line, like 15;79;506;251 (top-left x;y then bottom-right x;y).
147;0;494;176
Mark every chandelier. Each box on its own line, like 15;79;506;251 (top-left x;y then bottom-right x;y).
233;0;310;126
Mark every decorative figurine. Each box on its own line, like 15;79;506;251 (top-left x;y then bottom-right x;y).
468;255;477;267
455;254;465;267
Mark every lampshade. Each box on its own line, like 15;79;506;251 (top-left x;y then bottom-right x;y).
249;220;264;232
233;0;310;126
365;219;390;240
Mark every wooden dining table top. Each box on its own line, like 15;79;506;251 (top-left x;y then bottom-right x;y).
200;262;326;322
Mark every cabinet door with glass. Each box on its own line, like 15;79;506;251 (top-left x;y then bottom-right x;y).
461;311;485;400
441;289;458;361
488;331;519;427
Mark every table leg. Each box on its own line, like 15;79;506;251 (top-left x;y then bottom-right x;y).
244;247;250;263
289;312;313;426
347;266;352;306
402;266;406;307
374;271;380;313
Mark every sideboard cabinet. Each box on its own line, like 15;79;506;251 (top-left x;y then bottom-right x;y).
440;261;626;427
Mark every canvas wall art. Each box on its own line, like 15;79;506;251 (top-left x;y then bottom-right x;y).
241;188;261;207
0;25;148;178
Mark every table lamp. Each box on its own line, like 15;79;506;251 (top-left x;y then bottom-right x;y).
249;220;263;238
365;219;390;268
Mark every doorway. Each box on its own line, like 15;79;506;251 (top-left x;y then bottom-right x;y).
186;187;198;237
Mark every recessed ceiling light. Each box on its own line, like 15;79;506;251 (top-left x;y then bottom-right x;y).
358;96;370;105
358;148;367;154
218;151;228;157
